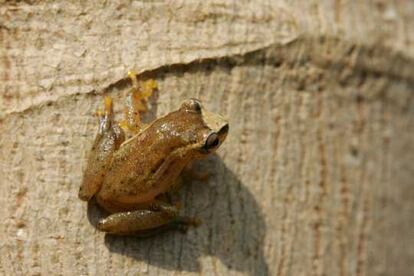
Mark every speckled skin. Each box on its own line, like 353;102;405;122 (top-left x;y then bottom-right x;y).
79;98;228;235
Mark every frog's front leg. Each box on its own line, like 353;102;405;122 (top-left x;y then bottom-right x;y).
119;70;158;134
79;96;125;201
96;202;199;235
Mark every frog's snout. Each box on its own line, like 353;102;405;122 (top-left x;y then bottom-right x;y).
218;123;229;145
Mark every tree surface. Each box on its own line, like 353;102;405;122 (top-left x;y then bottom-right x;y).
0;1;413;275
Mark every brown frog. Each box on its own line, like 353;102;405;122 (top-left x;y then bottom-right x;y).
79;72;229;235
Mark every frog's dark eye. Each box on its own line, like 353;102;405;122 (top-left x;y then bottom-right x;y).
204;133;220;151
181;98;202;113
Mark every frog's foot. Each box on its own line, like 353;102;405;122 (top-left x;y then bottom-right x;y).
94;96;125;147
187;171;210;181
149;199;181;216
95;96;114;135
119;70;158;134
171;216;202;233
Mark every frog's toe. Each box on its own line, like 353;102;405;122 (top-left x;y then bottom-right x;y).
95;96;113;120
141;79;157;99
171;216;202;233
184;216;202;227
127;69;157;100
95;108;104;118
104;96;113;112
128;70;139;92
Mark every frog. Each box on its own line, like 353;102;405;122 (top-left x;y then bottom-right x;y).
79;71;229;236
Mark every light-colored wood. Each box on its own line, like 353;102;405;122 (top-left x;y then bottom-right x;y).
1;1;413;275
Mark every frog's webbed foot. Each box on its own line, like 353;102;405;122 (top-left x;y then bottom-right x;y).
79;96;125;201
96;201;200;235
93;96;125;143
119;70;158;135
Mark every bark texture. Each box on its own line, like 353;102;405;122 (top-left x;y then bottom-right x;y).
1;1;413;275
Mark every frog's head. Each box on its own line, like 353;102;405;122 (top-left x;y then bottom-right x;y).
179;98;229;155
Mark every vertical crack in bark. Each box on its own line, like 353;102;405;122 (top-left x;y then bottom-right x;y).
338;162;349;276
313;90;328;276
354;86;368;276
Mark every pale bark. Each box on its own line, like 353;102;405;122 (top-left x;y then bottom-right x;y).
0;1;413;275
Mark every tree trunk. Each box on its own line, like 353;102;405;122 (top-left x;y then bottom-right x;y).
1;1;413;275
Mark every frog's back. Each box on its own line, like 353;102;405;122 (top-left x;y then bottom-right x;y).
96;132;172;208
96;110;205;211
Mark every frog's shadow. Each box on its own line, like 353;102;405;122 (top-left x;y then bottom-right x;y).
88;156;268;274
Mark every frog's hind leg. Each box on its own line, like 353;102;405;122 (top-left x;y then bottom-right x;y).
79;96;125;201
121;217;200;238
119;70;158;134
96;203;199;235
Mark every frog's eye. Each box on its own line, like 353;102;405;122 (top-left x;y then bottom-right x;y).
204;133;220;151
181;98;202;113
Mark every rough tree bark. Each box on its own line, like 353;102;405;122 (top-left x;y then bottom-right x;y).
0;1;413;275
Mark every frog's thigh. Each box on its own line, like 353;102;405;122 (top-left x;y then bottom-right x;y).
122;217;201;237
97;209;177;235
79;97;125;201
